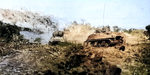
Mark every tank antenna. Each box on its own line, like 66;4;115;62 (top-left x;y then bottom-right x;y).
103;3;106;26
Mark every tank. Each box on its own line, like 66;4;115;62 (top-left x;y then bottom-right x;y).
83;32;126;47
48;31;65;45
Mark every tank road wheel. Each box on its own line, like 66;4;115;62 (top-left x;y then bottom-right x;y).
83;41;88;47
90;42;95;47
97;43;101;47
101;41;106;47
97;42;102;47
104;43;109;47
87;42;91;47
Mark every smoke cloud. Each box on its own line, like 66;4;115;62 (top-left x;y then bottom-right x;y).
0;8;59;44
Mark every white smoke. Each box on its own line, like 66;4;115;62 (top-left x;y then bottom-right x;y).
0;8;61;44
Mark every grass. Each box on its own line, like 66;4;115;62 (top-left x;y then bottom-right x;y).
1;20;149;74
122;43;150;75
1;39;149;74
1;40;140;75
31;42;84;74
9;41;120;75
31;42;122;75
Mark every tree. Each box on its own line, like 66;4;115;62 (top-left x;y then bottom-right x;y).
72;21;78;25
145;25;150;39
81;19;85;25
0;21;21;42
122;28;136;33
34;37;42;43
146;25;150;32
113;26;121;32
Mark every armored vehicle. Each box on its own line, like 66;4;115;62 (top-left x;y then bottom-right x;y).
49;31;65;45
84;32;126;47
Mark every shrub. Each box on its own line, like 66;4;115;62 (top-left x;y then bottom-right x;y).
0;21;21;42
145;25;150;39
125;43;150;75
146;25;150;32
34;37;42;43
113;26;121;32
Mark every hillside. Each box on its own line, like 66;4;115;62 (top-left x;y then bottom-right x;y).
0;9;150;75
0;22;150;74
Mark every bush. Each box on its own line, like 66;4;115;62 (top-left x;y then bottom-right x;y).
0;21;21;42
125;43;150;75
122;28;136;33
145;25;150;39
146;25;150;32
34;37;42;43
113;26;121;32
140;43;150;65
122;29;130;33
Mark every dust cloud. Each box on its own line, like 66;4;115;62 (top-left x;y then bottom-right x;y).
64;24;95;44
0;8;58;44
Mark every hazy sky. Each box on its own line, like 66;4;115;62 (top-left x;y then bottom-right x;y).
0;0;150;29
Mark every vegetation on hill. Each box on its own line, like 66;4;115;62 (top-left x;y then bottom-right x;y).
0;21;44;43
123;43;150;75
0;20;150;74
0;21;21;42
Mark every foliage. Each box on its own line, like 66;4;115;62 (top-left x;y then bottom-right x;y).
145;25;150;39
122;28;136;33
72;21;78;25
128;64;150;75
0;21;21;42
34;37;42;42
140;43;150;65
124;43;150;75
32;42;121;75
33;43;84;74
22;27;44;34
136;43;150;74
0;21;44;43
113;26;121;32
122;29;130;33
146;25;150;32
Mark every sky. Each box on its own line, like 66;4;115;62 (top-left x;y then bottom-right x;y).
0;0;150;29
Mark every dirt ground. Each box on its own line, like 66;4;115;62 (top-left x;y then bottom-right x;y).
0;24;149;74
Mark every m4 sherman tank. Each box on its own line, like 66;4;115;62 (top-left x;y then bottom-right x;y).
49;31;65;45
84;32;126;48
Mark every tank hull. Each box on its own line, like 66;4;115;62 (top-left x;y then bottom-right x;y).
84;32;126;47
